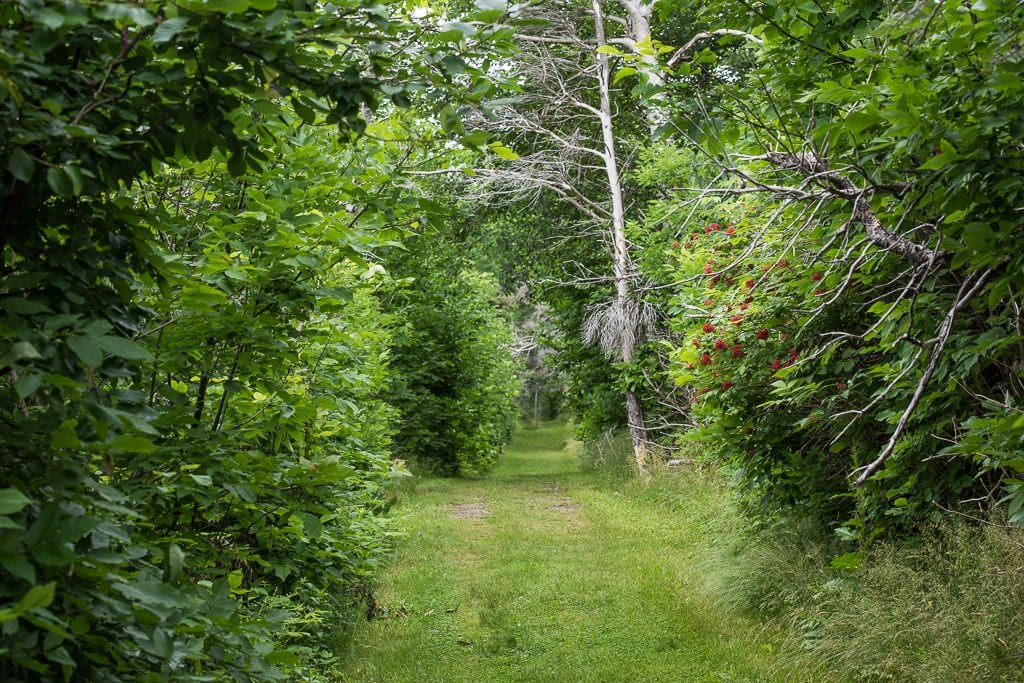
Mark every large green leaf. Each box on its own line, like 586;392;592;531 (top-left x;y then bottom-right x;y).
0;489;32;515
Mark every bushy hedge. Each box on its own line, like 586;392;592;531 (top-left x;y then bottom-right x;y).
384;245;520;476
0;1;497;676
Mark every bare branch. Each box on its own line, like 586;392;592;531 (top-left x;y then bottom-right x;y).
852;266;998;485
761;151;944;265
667;29;763;68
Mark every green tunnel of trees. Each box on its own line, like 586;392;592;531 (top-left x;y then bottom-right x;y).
2;0;1023;679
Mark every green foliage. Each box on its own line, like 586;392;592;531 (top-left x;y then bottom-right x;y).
383;242;520;476
0;1;514;677
1;122;408;679
640;0;1024;535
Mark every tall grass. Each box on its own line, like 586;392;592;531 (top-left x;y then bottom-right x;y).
572;427;635;480
630;460;1024;681
801;517;1024;681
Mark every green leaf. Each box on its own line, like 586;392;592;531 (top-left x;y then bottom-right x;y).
46;167;73;197
64;165;84;196
596;45;624;56
841;47;874;61
7;148;35;182
193;0;250;13
115;580;186;609
33;8;66;29
14;373;42;400
94;5;156;25
300;513;323;539
152;17;188;44
920;138;958;170
488;142;519;160
96;335;153;361
189;474;213;486
51;420;81;449
108;434;157;453
439;104;462;135
167;544;185;581
1;297;51;315
266;650;301;666
7;341;42;362
442;55;467;75
16;582;56;613
613;66;638;84
67;335;103;367
252;97;280;118
830;552;864;571
227;152;247;177
0;488;32;515
1;558;35;584
460;131;490;148
471;8;505;22
291;96;316;124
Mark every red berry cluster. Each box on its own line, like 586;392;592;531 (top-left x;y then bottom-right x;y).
770;347;801;373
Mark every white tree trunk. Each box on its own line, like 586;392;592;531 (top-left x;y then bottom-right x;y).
593;0;651;478
616;0;665;132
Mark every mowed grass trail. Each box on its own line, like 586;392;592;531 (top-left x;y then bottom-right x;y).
341;422;810;682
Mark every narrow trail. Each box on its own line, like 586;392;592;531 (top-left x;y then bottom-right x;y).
342;422;808;682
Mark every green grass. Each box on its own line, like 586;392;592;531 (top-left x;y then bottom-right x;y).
636;467;1024;682
340;422;808;682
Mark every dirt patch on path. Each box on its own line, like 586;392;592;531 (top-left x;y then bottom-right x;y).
550;498;579;514
450;502;490;519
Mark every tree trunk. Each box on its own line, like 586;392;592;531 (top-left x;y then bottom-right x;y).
593;0;651;478
626;390;650;476
617;0;664;132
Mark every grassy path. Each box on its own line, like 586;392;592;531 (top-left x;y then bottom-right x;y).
341;422;808;682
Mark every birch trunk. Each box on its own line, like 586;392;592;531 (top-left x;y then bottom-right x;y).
616;0;664;132
593;0;651;478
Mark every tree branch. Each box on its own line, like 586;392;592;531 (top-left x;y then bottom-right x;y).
852;266;997;485
667;29;763;68
761;151;943;265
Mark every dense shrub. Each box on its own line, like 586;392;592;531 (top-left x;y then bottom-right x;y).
383;243;520;476
0;1;507;674
0;120;411;678
636;0;1024;536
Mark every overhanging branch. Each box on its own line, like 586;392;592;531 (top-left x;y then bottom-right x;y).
762;152;944;266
